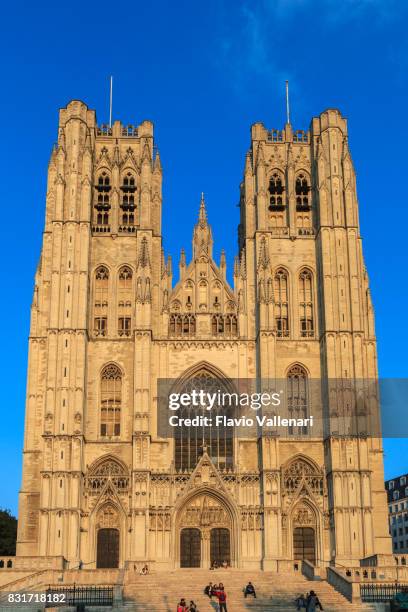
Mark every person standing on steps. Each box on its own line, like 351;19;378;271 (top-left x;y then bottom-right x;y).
305;590;323;611
214;584;228;612
204;581;213;598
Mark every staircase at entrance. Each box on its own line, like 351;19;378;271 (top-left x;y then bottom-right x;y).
122;569;375;611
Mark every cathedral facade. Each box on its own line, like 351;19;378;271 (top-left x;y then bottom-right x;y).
16;100;391;571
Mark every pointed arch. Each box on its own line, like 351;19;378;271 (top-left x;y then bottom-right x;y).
93;265;110;337
268;169;285;211
86;455;129;493
173;362;235;471
298;268;315;338
117;265;133;336
100;363;122;438
94;170;111;231
295;171;311;210
119;171;137;231
274;267;290;337
286;364;309;434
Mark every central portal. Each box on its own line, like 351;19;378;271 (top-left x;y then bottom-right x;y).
178;492;233;568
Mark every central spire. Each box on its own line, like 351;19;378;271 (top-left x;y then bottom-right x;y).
193;192;213;259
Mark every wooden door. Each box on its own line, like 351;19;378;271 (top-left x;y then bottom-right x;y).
210;528;230;566
180;528;201;567
293;527;315;564
96;528;119;568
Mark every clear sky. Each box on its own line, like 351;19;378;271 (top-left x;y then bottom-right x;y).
0;0;407;515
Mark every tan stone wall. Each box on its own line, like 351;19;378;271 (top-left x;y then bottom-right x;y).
16;100;392;570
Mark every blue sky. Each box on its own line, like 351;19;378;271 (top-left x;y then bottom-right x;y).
0;0;407;515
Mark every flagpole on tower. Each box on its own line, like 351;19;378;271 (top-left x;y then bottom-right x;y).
109;76;113;128
285;80;290;125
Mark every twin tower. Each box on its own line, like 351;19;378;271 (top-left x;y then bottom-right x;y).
17;100;391;571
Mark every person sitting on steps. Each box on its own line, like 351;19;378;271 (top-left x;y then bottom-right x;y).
295;593;306;610
244;581;256;598
204;581;213;598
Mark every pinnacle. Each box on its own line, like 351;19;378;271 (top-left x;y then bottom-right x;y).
198;192;207;225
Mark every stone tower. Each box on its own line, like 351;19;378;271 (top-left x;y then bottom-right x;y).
16;101;391;571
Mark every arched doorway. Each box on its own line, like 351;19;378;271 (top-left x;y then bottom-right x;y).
293;527;316;564
291;503;317;565
177;491;235;568
97;528;119;568
95;503;121;568
180;528;201;567
210;528;230;566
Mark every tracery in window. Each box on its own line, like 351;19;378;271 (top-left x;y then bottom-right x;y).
299;269;314;338
212;314;238;336
274;268;289;337
268;172;285;211
296;173;310;210
94;172;111;231
174;370;234;471
169;314;196;336
86;457;129;493
100;364;122;437
120;172;137;232
94;266;109;336
118;266;133;337
287;365;309;435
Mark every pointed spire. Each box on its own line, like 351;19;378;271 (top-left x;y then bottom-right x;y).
193;193;213;259
142;139;151;164
220;249;226;280
179;248;186;280
166;255;172;277
234;256;240;278
198;192;207;225
245;152;252;174
153;150;162;173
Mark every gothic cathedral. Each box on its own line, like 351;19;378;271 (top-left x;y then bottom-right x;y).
16;100;391;571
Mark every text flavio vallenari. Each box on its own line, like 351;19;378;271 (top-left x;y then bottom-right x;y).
167;389;313;428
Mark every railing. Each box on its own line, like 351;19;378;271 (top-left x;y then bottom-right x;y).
267;129;284;142
121;125;138;137
298;227;315;236
45;585;113;607
92;225;111;234
326;566;360;603
361;583;408;602
118;225;137;233
293;130;309;143
96;125;112;136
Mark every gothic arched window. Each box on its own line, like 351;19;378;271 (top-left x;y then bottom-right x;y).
94;172;111;230
174;370;234;471
287;365;309;435
169;314;196;336
274;268;289;337
118;266;133;337
100;364;122;437
86;457;129;493
268;172;285;211
94;266;109;336
296;173;310;210
299;269;314;338
120;172;137;231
